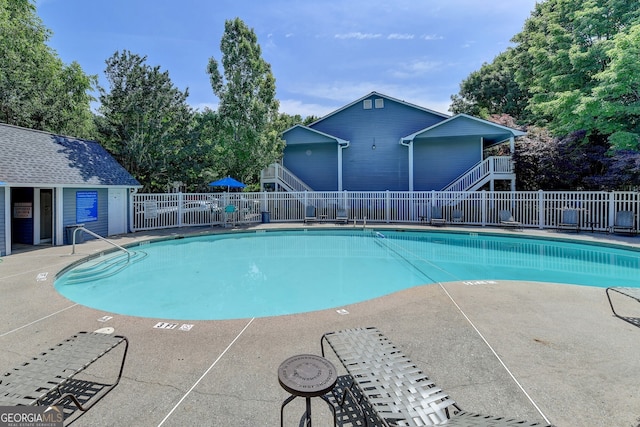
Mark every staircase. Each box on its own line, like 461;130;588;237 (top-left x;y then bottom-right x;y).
261;156;513;194
441;156;514;192
261;163;313;192
60;250;148;285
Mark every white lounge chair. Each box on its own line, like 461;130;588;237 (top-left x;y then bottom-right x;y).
430;205;446;226
499;210;522;230
336;207;348;224
558;209;579;232
304;205;317;223
610;210;636;234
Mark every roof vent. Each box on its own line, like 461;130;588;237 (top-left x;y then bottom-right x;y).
363;100;372;109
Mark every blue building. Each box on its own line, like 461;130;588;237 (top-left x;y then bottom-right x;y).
0;124;141;256
262;92;525;192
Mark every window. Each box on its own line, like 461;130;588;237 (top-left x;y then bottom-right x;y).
363;100;373;109
375;98;384;108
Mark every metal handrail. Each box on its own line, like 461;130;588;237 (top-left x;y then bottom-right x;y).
71;226;131;262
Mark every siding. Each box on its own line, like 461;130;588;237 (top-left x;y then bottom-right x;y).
283;126;336;145
63;188;108;243
422;115;511;140
311;95;445;191
283;144;338;191
413;136;481;190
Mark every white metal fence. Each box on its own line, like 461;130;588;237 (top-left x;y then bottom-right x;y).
131;190;640;233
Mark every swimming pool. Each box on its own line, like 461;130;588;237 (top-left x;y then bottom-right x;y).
55;229;640;320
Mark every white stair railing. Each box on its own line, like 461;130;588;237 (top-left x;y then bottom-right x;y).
263;163;313;192
441;156;512;192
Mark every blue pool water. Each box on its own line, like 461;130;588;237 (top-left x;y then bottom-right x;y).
55;230;640;320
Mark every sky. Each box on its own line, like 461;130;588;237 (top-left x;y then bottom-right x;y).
36;0;539;118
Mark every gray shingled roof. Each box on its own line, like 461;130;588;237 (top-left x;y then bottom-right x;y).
0;124;140;187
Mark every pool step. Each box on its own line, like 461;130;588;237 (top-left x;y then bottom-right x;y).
62;251;147;284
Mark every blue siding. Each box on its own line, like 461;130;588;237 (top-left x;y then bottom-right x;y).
63;188;108;243
310;95;444;191
413;137;481;190
283;126;336;145
420;116;513;143
0;190;5;256
283;144;338;191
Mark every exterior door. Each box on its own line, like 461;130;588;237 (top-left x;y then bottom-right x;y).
39;189;53;243
108;188;127;235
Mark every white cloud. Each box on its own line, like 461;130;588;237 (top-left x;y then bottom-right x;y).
387;33;414;40
278;99;337;118
334;32;382;40
421;34;444;41
392;60;442;78
290;81;452;115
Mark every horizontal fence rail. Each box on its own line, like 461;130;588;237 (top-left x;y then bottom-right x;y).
131;190;640;233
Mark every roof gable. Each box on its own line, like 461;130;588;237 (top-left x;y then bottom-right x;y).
0;124;140;187
401;114;526;144
282;124;349;145
308;92;449;127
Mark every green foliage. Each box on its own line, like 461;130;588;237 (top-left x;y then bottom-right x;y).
206;18;283;185
587;23;640;148
0;0;96;137
454;0;640;189
97;50;194;192
450;51;528;119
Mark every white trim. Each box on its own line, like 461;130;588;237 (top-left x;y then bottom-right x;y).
34;189;41;244
54;187;64;246
400;113;526;142
338;142;350;191
400;139;414;191
3;186;10;256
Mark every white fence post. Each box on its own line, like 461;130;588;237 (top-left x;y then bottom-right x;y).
178;192;184;227
538;190;544;229
385;190;391;223
481;190;487;226
609;191;616;230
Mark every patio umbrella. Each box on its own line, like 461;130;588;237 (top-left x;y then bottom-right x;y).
208;176;246;191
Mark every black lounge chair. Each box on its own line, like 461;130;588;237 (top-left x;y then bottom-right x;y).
0;332;128;424
321;327;552;427
606;287;640;328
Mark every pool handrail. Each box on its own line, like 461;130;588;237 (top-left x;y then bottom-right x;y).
71;226;132;262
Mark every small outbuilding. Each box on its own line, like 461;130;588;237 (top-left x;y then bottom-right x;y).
0;124;141;256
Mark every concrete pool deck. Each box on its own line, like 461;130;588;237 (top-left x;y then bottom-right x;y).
1;224;639;427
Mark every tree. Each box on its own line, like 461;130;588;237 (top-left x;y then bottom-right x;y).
97;50;194;192
450;50;528;120
511;0;640;134
206;18;282;185
586;23;640;150
0;0;95;137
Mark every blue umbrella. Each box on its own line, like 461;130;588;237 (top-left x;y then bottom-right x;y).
208;176;246;191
